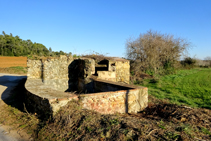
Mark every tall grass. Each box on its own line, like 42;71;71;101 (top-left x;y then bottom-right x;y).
139;68;211;109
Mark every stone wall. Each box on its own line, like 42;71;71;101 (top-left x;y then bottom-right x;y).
80;80;148;114
95;58;130;84
25;89;79;118
27;56;130;92
77;58;95;93
27;60;42;79
42;56;73;91
25;55;148;117
97;71;116;82
25;78;78;118
27;56;73;91
25;90;53;118
115;60;130;84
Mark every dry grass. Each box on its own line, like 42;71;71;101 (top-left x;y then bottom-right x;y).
0;102;38;140
0;66;27;74
36;96;211;141
0;56;27;68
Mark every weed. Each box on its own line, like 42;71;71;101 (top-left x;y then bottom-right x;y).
158;120;166;129
164;131;179;140
175;126;185;132
183;124;193;136
77;126;81;131
109;118;119;125
19;124;27;128
123;129;129;135
201;127;211;135
107;126;111;130
130;71;135;76
158;124;166;129
86;126;93;132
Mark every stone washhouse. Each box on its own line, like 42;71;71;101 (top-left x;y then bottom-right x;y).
25;55;148;117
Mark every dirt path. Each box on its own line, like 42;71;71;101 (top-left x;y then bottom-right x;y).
0;124;30;141
0;73;30;141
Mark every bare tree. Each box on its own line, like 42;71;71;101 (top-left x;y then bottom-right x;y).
204;56;211;61
204;56;211;67
126;30;190;75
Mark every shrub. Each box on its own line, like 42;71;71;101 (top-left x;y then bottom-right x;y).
181;57;196;68
126;30;191;75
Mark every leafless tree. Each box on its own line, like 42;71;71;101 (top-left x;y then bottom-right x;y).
126;30;190;75
204;56;211;67
204;56;211;61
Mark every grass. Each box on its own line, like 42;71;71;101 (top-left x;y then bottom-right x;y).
0;66;27;74
137;68;211;109
9;66;27;73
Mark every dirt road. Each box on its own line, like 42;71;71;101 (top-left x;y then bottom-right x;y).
0;126;17;141
0;73;29;141
0;125;27;141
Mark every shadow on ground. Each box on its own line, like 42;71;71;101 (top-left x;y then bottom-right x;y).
0;75;27;112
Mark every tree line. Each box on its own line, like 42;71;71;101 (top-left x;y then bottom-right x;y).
0;31;70;57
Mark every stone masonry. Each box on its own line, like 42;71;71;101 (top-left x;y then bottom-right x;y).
25;55;148;117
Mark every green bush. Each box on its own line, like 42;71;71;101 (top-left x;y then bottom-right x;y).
181;57;196;67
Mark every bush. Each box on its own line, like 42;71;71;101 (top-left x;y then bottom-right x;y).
181;57;196;68
126;30;190;76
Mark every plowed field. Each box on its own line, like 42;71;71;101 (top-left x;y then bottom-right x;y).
0;56;27;68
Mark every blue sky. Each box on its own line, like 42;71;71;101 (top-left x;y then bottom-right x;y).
0;0;210;59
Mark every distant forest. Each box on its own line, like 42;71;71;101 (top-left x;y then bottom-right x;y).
0;31;70;56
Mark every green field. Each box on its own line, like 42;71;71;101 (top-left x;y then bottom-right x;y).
139;68;211;109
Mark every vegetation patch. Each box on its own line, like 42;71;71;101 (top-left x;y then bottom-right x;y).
0;66;27;74
136;68;211;109
126;30;191;76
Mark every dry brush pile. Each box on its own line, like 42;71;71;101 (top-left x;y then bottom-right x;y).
36;96;211;141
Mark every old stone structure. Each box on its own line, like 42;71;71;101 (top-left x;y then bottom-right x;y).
25;55;148;117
